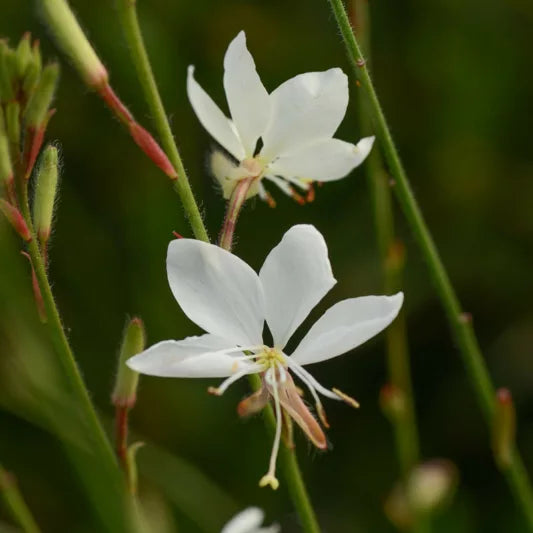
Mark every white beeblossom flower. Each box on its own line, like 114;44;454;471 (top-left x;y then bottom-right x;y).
221;507;279;533
127;225;403;489
187;31;375;204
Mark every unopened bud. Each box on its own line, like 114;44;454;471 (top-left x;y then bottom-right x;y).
385;460;458;529
112;317;145;408
0;108;13;186
129;122;177;179
493;388;516;469
5;101;20;144
15;33;32;79
0;200;31;242
22;40;42;96
25;63;60;128
380;383;406;421
0;42;15;101
33;145;59;243
39;0;108;88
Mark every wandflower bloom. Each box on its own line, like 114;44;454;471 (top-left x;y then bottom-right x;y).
221;507;279;533
127;225;403;489
187;31;374;204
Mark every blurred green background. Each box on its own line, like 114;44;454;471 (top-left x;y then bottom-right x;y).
1;0;533;531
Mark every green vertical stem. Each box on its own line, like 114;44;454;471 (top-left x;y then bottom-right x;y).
248;374;321;533
327;0;533;528
18;186;118;474
115;0;209;242
352;0;420;480
0;465;41;533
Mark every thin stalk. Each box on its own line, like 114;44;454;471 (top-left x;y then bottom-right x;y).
218;178;254;251
18;185;118;476
0;465;41;533
352;0;420;480
327;0;533;527
115;0;209;242
248;374;321;533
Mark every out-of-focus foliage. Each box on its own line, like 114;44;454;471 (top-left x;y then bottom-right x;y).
1;0;533;531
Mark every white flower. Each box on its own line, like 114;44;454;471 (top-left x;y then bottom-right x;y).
187;31;375;204
127;225;403;489
221;507;279;533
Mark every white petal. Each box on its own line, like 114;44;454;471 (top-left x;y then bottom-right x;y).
126;334;261;378
268;136;375;182
167;239;265;345
259;225;336;349
261;68;348;159
291;293;404;365
223;32;271;157
187;66;245;160
221;507;280;533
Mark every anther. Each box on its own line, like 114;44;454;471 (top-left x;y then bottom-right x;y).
332;388;360;409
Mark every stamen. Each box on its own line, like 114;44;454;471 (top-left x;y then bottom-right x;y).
259;369;282;490
264;175;294;197
289;363;330;428
332;388;360;409
207;367;252;396
287;359;340;401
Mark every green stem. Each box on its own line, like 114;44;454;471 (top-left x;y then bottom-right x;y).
352;0;420;481
327;0;533;528
115;0;209;242
19;186;118;475
248;374;321;533
0;465;41;533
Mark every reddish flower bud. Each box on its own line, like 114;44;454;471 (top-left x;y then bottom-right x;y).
0;200;31;242
129;121;177;179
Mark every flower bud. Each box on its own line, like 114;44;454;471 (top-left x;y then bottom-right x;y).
0;41;15;101
5;101;20;144
15;33;32;79
25;63;60;129
385;459;458;529
0;107;13;186
112;318;146;408
0;200;32;242
33;145;59;243
380;383;406;421
493;388;516;469
129;122;177;179
39;0;108;88
22;40;43;96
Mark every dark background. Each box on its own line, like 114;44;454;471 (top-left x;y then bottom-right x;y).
1;0;533;531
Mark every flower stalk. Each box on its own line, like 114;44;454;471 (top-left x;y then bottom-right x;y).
351;0;421;482
219;177;255;251
115;0;209;242
0;464;41;533
326;0;533;527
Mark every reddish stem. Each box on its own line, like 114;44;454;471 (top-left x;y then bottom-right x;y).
218;177;255;251
115;404;129;472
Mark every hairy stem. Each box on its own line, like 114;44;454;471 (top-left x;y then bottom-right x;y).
0;465;41;533
115;0;209;242
327;0;533;527
18;185;119;482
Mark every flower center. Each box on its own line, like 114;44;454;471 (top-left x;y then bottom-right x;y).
255;347;286;371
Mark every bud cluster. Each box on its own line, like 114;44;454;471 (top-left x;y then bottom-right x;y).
0;34;60;262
